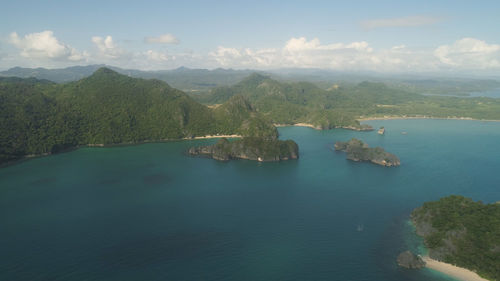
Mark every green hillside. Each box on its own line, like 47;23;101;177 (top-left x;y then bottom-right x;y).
412;196;500;280
0;68;276;165
194;73;370;129
193;73;500;125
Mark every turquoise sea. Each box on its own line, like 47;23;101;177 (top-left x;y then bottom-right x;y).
1;119;499;281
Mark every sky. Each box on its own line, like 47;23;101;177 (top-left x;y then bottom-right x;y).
1;0;500;75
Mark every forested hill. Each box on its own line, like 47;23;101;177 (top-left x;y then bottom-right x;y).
193;73;500;126
411;196;500;280
193;73;422;129
0;68;276;165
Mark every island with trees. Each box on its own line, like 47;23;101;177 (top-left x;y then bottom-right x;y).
3;68;500;166
411;195;500;280
334;138;400;166
188;137;299;162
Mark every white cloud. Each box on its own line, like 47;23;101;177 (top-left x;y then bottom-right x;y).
145;34;179;44
144;50;170;61
211;37;500;73
210;37;391;70
4;31;500;74
434;38;500;68
8;31;86;61
361;16;441;30
91;35;128;59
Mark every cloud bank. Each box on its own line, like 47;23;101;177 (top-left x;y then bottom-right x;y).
209;37;500;73
91;35;129;60
4;31;500;73
9;31;87;61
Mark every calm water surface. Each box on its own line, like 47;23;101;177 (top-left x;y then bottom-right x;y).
1;119;499;281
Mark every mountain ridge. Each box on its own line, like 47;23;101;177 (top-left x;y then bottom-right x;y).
0;68;277;165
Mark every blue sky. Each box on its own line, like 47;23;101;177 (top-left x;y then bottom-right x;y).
1;0;499;74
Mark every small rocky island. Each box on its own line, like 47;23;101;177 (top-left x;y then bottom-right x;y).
334;138;400;166
397;251;426;269
188;137;299;162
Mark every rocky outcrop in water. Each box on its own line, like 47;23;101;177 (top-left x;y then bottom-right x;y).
397;251;426;269
188;137;299;162
334;138;400;167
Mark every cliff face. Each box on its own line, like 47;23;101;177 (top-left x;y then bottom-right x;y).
188;137;299;162
411;209;463;261
334;138;400;167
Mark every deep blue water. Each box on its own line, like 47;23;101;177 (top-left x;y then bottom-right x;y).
1;119;499;281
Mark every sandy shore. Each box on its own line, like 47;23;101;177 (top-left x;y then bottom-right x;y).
183;134;242;140
274;123;321;129
422;256;489;281
357;116;500;122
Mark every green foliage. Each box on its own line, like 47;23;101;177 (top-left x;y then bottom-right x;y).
189;137;299;162
0;68;276;165
192;74;500;128
412;196;500;280
193;74;369;128
334;138;400;166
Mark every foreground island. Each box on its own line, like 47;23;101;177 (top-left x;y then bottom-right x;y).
411;195;500;281
334;138;400;166
188;137;299;162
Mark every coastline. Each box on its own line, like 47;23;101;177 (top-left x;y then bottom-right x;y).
273;123;372;131
182;134;242;140
274;123;321;129
422;256;489;281
1;134;243;168
357;115;500;122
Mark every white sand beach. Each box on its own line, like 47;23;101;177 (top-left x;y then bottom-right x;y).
357;116;500;122
184;134;242;140
422;256;489;281
274;123;321;129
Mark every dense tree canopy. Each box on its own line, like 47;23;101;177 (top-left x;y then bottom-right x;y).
412;196;500;280
0;68;276;165
193;74;500;128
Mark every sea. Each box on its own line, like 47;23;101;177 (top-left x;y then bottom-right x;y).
1;119;499;281
423;87;500;98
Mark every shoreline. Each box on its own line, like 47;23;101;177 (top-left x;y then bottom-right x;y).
357;116;500;122
274;123;321;129
182;134;242;140
1;135;243;169
422;256;489;281
273;123;372;131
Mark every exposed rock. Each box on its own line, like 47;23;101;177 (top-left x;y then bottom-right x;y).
397;251;426;269
339;124;374;131
188;137;299;162
334;138;400;167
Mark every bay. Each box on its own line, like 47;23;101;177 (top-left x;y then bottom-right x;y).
1;119;499;281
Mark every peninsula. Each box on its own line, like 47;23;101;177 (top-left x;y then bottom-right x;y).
334;138;400;166
411;195;500;281
188;137;299;162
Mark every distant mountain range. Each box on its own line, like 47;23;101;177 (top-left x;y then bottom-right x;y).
0;65;260;92
2;65;499;96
